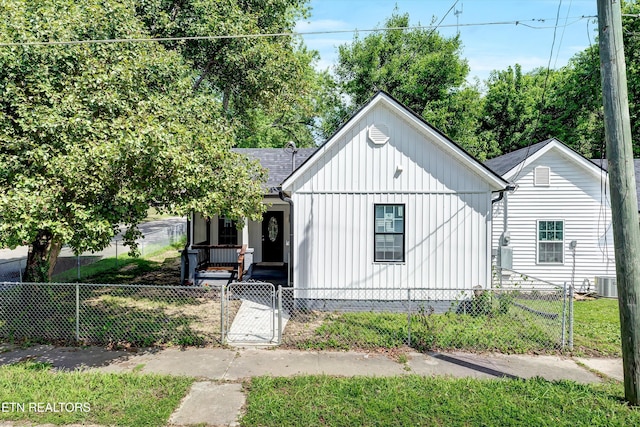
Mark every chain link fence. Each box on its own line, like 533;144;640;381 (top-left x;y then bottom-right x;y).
0;222;186;283
0;282;237;346
277;285;573;353
0;259;26;282
0;279;573;354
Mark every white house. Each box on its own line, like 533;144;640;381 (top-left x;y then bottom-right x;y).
184;92;509;298
485;138;616;290
279;91;508;298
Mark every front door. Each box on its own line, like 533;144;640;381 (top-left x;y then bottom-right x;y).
262;211;284;262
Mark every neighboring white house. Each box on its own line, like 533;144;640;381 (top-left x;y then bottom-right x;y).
184;91;509;298
485;138;616;290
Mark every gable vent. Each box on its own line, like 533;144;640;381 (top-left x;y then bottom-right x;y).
534;166;550;186
368;123;390;145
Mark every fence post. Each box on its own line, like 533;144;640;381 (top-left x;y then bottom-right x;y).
561;282;567;350
569;284;574;351
277;286;283;344
220;284;226;344
75;283;80;343
407;289;411;347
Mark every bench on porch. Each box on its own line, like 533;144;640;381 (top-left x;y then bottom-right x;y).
192;244;247;282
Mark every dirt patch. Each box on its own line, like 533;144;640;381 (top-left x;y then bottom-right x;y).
281;310;330;346
131;256;182;286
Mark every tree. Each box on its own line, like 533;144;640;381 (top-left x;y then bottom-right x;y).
424;83;497;160
136;0;323;148
479;64;548;155
332;11;481;154
481;1;640;159
544;47;604;158
0;0;267;281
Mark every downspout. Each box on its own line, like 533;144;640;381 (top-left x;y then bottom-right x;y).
181;213;193;285
491;185;515;241
491;185;516;278
279;190;293;287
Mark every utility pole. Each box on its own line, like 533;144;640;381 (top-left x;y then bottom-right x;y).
597;0;640;405
454;3;463;35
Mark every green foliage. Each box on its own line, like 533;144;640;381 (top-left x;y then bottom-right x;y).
243;376;639;427
479;64;556;155
135;0;324;148
332;10;485;155
336;11;468;113
0;0;267;280
481;1;640;158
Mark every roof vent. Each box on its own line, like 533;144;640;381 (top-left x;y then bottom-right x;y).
534;166;550;186
368;124;390;145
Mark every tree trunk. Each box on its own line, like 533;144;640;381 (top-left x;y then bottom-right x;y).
24;230;61;282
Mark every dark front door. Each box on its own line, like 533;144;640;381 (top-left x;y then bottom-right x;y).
262;211;284;262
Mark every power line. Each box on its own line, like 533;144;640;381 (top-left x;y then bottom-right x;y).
427;0;460;38
553;0;574;68
512;0;565;182
0;16;597;48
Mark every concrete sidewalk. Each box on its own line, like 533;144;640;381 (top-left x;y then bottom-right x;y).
0;344;624;426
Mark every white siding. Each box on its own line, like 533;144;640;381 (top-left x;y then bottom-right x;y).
193;213;207;244
291;104;492;195
290;102;496;292
493;148;615;288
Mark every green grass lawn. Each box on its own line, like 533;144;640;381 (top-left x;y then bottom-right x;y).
285;296;622;357
573;298;621;357
0;361;193;427
242;375;638;427
52;238;185;284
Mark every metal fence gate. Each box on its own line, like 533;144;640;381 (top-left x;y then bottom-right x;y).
223;282;279;345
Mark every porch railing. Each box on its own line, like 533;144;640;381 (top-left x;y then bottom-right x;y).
191;244;247;280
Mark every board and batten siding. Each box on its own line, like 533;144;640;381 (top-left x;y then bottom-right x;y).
289;101;497;294
492;148;615;288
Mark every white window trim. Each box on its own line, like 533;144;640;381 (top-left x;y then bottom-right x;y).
536;219;565;265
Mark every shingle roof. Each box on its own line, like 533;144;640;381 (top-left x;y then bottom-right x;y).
591;158;640;212
232;148;317;193
484;139;555;176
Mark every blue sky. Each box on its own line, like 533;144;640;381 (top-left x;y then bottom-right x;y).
295;0;598;83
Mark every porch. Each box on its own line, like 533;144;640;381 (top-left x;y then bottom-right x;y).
182;200;291;286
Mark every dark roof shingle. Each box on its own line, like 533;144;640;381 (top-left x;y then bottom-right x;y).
484;139;554;176
232;148;317;193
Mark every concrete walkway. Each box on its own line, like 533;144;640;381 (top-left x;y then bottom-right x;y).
0;344;625;427
227;300;290;345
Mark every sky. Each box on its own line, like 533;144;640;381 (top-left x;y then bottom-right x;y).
295;0;599;83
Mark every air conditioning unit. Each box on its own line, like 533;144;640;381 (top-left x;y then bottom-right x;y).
595;276;617;298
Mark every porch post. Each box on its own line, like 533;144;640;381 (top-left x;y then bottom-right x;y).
242;218;249;245
186;250;199;285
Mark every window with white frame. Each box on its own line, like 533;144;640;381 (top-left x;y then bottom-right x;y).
218;217;237;245
374;204;405;262
537;220;564;263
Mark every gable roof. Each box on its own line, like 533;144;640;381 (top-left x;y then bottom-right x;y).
233;148;317;194
282;91;508;191
484;138;606;181
484;139;554;176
